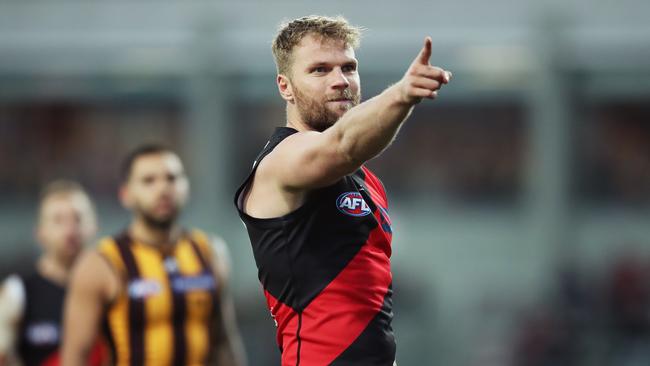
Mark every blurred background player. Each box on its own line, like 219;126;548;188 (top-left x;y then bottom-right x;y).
0;180;106;366
62;144;246;366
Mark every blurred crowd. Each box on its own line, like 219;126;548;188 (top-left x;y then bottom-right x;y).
2;100;649;207
511;250;650;366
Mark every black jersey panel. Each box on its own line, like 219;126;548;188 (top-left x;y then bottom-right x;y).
17;271;65;366
329;284;395;366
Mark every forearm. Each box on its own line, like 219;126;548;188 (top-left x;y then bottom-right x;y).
331;83;413;165
211;307;247;366
61;307;95;366
61;350;89;366
61;303;99;366
213;340;246;366
211;345;227;366
61;251;111;366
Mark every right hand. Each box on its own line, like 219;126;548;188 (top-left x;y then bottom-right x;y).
397;37;452;105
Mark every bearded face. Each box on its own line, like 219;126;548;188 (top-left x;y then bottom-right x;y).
132;196;178;230
283;35;362;132
121;152;189;231
292;83;361;132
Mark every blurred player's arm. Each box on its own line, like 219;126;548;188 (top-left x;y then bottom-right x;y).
265;37;451;190
209;237;247;366
0;275;25;366
62;251;114;366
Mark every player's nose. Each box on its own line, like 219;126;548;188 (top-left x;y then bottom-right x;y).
330;68;350;89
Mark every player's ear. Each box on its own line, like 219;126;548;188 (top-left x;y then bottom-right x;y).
277;74;294;103
181;174;190;204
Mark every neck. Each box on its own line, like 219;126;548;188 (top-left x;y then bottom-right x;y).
37;254;73;286
286;104;310;132
129;216;181;247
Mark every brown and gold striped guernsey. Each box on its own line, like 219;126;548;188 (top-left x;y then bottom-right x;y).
98;229;219;366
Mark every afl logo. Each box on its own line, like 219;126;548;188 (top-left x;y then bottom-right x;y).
337;192;372;217
128;279;162;299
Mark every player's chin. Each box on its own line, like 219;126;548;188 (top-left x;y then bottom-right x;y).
60;244;83;262
145;208;177;226
155;211;177;223
326;107;349;121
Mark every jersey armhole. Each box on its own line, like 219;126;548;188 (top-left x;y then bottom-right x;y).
188;230;215;263
234;174;255;213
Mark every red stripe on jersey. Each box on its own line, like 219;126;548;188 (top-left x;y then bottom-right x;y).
362;167;389;209
265;290;300;365
266;167;394;365
297;222;392;365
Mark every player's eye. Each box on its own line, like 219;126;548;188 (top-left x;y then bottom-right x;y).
342;63;357;72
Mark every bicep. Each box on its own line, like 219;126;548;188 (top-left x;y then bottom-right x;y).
264;130;359;190
62;252;111;363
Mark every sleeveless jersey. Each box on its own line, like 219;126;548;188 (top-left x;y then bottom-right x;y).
234;127;396;366
17;270;107;366
97;229;219;366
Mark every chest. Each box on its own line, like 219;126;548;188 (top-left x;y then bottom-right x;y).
20;277;65;349
115;244;218;324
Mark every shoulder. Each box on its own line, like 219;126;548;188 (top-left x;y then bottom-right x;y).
71;249;114;283
93;236;128;274
69;248;120;302
189;229;227;256
188;229;231;280
257;130;323;169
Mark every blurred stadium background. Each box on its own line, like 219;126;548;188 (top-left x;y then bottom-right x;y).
1;1;650;365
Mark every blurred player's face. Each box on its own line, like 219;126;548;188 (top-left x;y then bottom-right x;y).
37;192;97;266
122;152;189;230
286;35;361;132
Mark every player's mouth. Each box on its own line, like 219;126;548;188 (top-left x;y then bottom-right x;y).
328;97;351;102
154;199;176;214
327;98;353;108
64;236;83;252
328;98;354;112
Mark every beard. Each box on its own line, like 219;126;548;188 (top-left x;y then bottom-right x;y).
136;205;178;231
293;86;361;132
142;212;175;230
